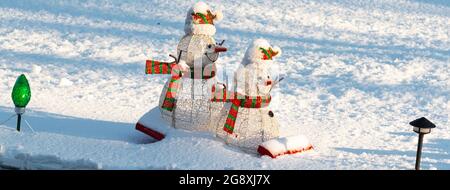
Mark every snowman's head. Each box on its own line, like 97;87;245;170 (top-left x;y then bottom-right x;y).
242;39;282;66
234;62;276;97
203;42;227;62
234;39;281;96
187;40;227;67
184;2;223;36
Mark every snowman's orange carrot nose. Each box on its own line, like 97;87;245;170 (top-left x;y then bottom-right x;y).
214;46;227;53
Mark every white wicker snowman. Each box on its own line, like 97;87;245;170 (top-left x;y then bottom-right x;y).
137;2;226;140
210;39;313;157
210;39;282;153
158;2;227;132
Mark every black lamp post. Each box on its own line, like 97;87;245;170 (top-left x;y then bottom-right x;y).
409;117;436;170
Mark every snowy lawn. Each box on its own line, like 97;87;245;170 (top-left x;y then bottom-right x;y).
0;0;449;169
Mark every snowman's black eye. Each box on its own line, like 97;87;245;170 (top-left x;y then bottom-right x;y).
267;76;270;79
208;44;212;49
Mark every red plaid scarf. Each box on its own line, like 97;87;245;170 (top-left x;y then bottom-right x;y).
211;86;272;134
146;60;181;111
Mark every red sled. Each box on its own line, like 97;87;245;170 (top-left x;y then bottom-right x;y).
257;135;313;158
136;122;165;141
135;107;170;141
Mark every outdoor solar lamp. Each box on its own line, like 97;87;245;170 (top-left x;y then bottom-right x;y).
409;117;436;170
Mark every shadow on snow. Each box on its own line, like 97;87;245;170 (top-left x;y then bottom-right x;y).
0;106;152;144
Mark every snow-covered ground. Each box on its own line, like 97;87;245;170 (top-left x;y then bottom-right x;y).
0;0;449;169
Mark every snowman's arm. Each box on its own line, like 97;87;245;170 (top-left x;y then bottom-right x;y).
269;76;285;92
216;39;225;46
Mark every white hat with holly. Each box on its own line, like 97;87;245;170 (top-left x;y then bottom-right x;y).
242;39;282;66
184;2;223;36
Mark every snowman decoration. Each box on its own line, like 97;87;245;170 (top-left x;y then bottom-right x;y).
210;39;313;158
137;2;227;140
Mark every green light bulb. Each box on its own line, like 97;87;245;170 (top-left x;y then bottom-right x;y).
11;74;31;108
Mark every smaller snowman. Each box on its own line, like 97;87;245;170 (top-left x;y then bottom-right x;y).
210;39;313;158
